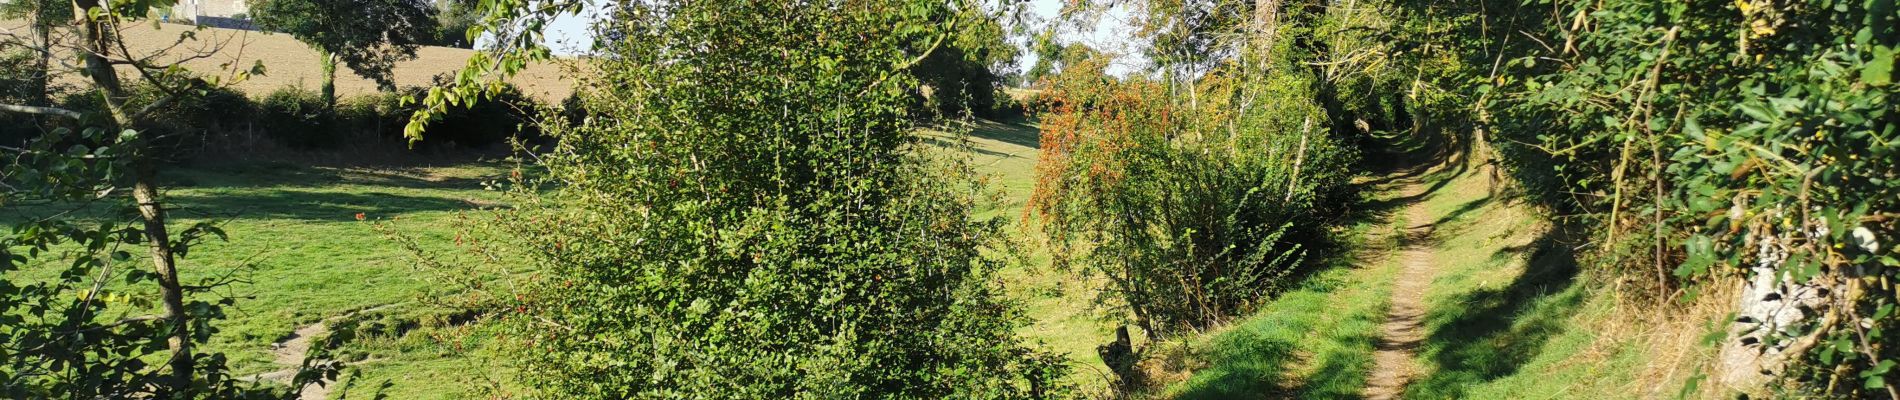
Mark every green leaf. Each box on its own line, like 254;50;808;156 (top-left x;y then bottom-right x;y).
1739;102;1776;123
1864;46;1895;87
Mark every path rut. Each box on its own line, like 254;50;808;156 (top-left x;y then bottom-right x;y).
245;304;400;400
1364;182;1439;400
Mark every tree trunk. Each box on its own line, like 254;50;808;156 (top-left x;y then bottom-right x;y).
1252;0;1282;58
1285;115;1311;202
132;160;195;397
69;0;196;394
319;48;338;107
32;4;51;107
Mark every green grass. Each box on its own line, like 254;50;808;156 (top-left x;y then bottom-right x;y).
6;160;513;398
172;162;508;373
8;118;1122;398
9;124;1721;399
1394;163;1705;399
1154;175;1406;399
1391;163;1585;399
932;118;1123;393
1157;154;1717;400
1159;243;1397;399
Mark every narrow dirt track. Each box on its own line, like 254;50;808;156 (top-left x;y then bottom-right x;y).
246;303;401;400
1364;181;1439;400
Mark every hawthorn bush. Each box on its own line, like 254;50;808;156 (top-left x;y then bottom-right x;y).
446;1;1069;397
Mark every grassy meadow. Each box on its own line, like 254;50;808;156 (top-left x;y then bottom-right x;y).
5;122;1734;399
4;159;518;397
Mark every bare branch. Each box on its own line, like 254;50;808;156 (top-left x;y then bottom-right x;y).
0;103;83;119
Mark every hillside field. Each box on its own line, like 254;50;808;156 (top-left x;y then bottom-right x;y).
2;19;572;101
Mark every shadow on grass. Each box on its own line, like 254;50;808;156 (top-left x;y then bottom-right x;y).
165;161;502;192
918;136;1022;159
170;189;481;221
1348;125;1471;225
1403;226;1586;399
1169;333;1304;399
1168;273;1385;400
1426;195;1494;228
967;117;1041;149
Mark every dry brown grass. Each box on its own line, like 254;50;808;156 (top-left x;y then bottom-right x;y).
1594;277;1736;399
6;19;573;102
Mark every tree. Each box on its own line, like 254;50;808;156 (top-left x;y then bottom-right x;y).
0;0;67;108
426;0;480;49
250;0;436;105
1023;27;1065;84
0;0;321;396
909;2;1021;118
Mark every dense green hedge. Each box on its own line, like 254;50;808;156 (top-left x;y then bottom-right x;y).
267;84;544;150
1399;0;1899;395
15;82;545;153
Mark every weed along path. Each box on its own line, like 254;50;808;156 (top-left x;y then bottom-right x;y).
1365;180;1441;399
246;303;403;400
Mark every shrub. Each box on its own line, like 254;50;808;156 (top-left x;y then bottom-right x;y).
1030;43;1357;337
331;82;543;149
37;79;251;157
987;86;1027;120
430;2;1069;397
0;47;42;146
557;90;588;127
334;90;406;139
256;87;335;149
140;82;252;152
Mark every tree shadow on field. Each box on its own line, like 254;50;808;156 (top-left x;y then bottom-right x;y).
1288;328;1385;399
1403;226;1587;399
164;160;503;192
967;117;1041;149
1348;115;1477;219
168;189;481;221
1168;334;1305;399
919;136;1020;159
1427;195;1494;229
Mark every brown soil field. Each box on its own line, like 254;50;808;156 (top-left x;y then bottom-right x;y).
4;19;573;102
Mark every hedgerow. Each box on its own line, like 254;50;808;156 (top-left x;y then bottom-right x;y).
1398;0;1900;395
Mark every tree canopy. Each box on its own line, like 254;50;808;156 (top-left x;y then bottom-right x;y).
251;0;436;103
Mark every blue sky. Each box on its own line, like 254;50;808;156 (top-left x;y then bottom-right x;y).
534;0;1145;77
